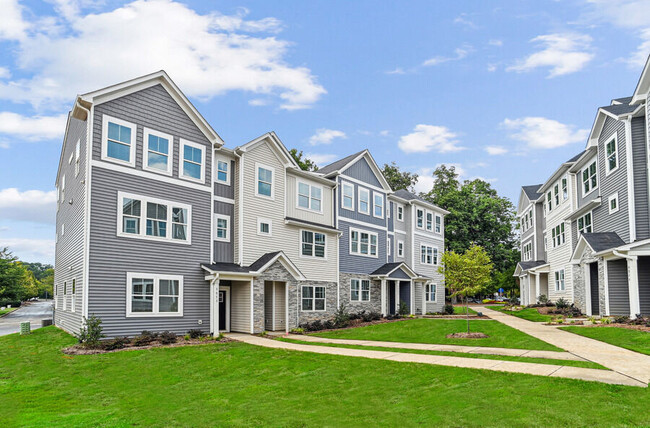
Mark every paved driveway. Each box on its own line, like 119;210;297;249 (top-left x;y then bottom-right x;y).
0;300;53;336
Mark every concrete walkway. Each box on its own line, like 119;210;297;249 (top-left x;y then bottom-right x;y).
480;306;650;385
278;333;587;361
229;333;646;387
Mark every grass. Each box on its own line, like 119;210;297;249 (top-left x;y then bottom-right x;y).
313;318;563;351
277;338;607;370
453;306;477;315
0;307;17;317
1;327;650;427
486;305;553;322
560;326;650;356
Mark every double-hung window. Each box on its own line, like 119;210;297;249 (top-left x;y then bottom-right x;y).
302;285;325;311
387;237;391;256
298;182;322;212
547;192;552;212
373;192;384;218
256;164;274;198
350;229;378;257
301;230;326;258
397;205;403;221
181;140;204;182
426;211;433;231
435;215;441;233
416;209;424;228
122;198;141;234
554;270;565;291
397;240;404;257
74;140;81;177
143;128;173;175
554;184;559;206
118;192;192;243
425;283;436;302
358;188;370;214
147;202;167;237
216;158;229;183
609;193;619;214
583;161;597;195
420;245;437;265
577;212;592;235
172;207;188;240
606;137;618;174
350;279;370;302
214;214;229;241
127;273;183;316
562;177;568;200
341;181;354;210
103;115;135;166
552;224;565;247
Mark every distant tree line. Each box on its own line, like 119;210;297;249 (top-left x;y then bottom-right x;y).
0;248;53;303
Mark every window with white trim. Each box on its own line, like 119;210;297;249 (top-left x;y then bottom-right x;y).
102;115;136;166
256;164;274;198
216;158;229;184
143;128;173;175
547;191;552;212
341;181;354;210
373;192;384;218
554;184;559;206
554;270;565;291
181;140;205;182
63;281;67;311
582;161;597;195
606;137;618;174
435;215;441;233
350;228;378;257
609;193;619;214
551;223;565;247
74;140;81;177
298;181;322;212
214;214;229;241
118;192;191;243
523;242;532;261
562;177;568;200
350;279;370;302
420;244;438;265
416;209;424;229
302;285;325;311
387;237;391;256
127;273;183;316
358;188;370;214
257;217;272;236
71;278;76;312
397;205;403;221
425;283;436;302
577;212;592;235
426;211;433;231
397;240;404;257
301;230;326;258
61;175;65;205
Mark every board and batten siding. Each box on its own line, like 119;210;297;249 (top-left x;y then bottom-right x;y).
241;141;338;282
607;259;630;316
342;157;382;188
54;115;88;334
632;117;649;240
213;201;234;263
285;172;334;225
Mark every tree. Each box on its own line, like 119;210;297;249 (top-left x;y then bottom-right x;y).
0;248;37;301
23;262;54;281
438;244;493;333
38;268;54;299
381;162;418;191
289;149;318;171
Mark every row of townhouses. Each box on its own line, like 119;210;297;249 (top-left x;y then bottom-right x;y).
515;56;650;318
53;71;447;338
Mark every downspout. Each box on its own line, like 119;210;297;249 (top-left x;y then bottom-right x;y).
234;148;244;266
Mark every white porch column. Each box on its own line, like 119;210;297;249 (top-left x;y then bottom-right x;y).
535;273;541;303
209;276;220;337
628;257;641;318
250;278;255;334
422;282;428;314
410;280;414;315
394;281;400;314
380;279;387;316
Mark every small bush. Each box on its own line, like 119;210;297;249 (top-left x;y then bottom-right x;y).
310;320;323;331
289;327;305;334
134;330;157;346
76;315;104;348
443;304;454;315
349;312;361;321
398;300;409;316
187;329;203;339
555;298;569;309
538;294;549;305
0;300;21;308
334;303;350;328
100;336;130;351
159;331;177;344
321;320;334;330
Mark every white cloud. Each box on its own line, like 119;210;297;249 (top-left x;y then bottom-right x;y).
0;0;29;41
628;28;650;67
309;128;346;146
398;124;464;154
423;45;472;67
379;130;390;137
0;238;55;263
485;145;508;155
453;14;477;29
489;39;503;47
487;63;498;72
0;67;11;79
304;153;338;166
507;33;594;77
0;188;57;224
501;117;589;149
0;112;67;145
385;67;407;75
0;0;325;111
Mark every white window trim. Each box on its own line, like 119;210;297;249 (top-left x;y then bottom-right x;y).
296;180;324;214
71;278;76;313
425;283;437;302
257;217;272;236
341;181;355;211
255;162;275;200
372;191;384;219
126;272;184;317
425;210;433;232
180;139;206;184
435;214;442;234
300;229;327;260
397;204;404;222
608;193;620;214
61;223;65;237
214;213;230;242
419;244;438;265
397;240;404;257
416;208;424;229
577;211;593;235
101;114;136;168
215;156;230;185
358;187;370;215
350;278;371;302
301;285;326;312
561;176;568;201
605;134;619;176
74;140;81;178
142;127;174;176
554;270;565;292
117;191;192;245
582;160;599;197
349;227;378;258
387;236;391;256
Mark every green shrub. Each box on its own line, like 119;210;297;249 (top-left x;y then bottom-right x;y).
289;327;305;334
555;298;569;309
0;300;21;308
322;320;335;330
443;304;454;315
187;329;203;339
76;315;104;348
538;294;548;305
159;331;177;344
133;330;157;346
398;300;409;316
100;336;130;351
333;303;350;328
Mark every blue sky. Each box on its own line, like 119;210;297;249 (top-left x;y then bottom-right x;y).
1;0;650;263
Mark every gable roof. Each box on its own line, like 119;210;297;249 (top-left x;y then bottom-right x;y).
538;151;585;193
631;54;650;104
522;184;543;202
513;260;547;276
317;150;365;175
391;189;450;214
370;262;428;280
571;232;625;262
235;131;299;169
202;251;305;280
317;149;393;191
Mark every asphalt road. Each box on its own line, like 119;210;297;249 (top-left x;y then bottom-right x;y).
0;300;54;336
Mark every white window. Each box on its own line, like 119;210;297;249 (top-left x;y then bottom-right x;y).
61;223;65;236
216;158;229;184
256;163;274;199
350;228;378;257
302;285;325;311
546;192;552;212
301;230;326;258
350;279;370;302
214;214;230;242
74;140;81;177
181;140;205;183
397;240;404;257
61;175;65;205
554;184;559;206
298;181;322;212
605;136;618;175
420;244;438;265
577;212;593;235
373;192;384;218
358;187;370;214
425;283;436;302
71;279;76;312
609;193;619;214
127;273;183;317
435;215;441;233
562;177;568;200
102;115;136;166
416;209;424;229
523;242;532;261
397;205;403;221
143;128;173;175
552;223;565;247
554;270;565;291
118;192;191;244
583;161;598;195
341;181;354;210
257;217;272;236
425;211;432;231
387;237;391;256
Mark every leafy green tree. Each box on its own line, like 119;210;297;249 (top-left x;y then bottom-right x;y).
289;149;318;171
38;268;54;299
23;262;54;281
0;247;37;301
381;162;418;191
438;245;493;333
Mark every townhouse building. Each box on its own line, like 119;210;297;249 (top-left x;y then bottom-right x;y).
53;71;447;338
516;55;650;318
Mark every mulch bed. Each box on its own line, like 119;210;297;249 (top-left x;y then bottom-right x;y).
577;323;650;333
62;337;234;355
422;315;485;319
446;332;489;339
296;317;407;335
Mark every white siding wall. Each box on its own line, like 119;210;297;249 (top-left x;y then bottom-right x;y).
285;173;334;225
230;282;251;333
544;175;574;302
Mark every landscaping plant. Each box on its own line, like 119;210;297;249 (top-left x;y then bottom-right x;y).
76;315;104;348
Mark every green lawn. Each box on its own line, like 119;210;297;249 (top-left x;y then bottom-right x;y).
1;327;649;427
0;307;17;316
313;318;562;351
487;305;553;322
560;326;650;356
453;306;477;315
278;338;607;370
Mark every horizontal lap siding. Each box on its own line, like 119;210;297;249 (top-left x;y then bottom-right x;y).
213;201;234;263
638;257;650;315
607;259;630;316
632;117;649;240
337;178;387;228
338;220;386;274
286;173;334;225
413;234;444;283
214;159;235;199
576;154;600;207
230;281;251;333
546;182;574;302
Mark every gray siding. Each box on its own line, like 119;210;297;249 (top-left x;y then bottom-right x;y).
390;267;411;280
337;176;387;227
607;259;630;316
213;201;234;263
214;159;236;199
632;117;649;240
399;281;410;311
338;220;387;274
387;201;394;232
638;256;650;315
342;157;382;188
576;154;600;207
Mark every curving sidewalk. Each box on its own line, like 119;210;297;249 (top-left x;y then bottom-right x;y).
479;306;650;386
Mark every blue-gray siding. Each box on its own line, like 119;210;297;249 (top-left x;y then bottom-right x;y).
638;256;650;315
632;117;649;240
390;267;410;279
607;259;629;316
336;177;386;227
214;201;234;263
214;160;235;199
342;157;382;188
338;220;387;274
